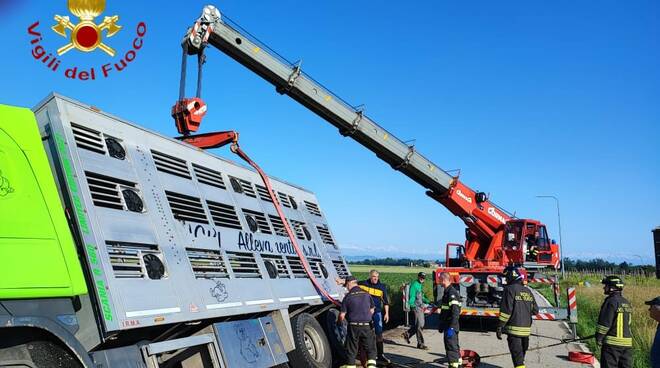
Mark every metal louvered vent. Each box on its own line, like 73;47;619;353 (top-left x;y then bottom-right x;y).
269;215;288;237
255;184;273;202
165;191;208;224
277;192;291;208
289;220;311;240
242;209;272;234
152;150;191;179
316;225;336;247
226;251;261;278
106;241;164;279
286;256;308;278
332;258;350;278
192;164;226;189
308;258;323;278
71;123;106;154
207;200;242;229
229;176;256;197
304;201;322;216
85;171;142;211
262;254;289;278
186;248;229;279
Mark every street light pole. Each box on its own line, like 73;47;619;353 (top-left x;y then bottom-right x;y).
536;195;565;279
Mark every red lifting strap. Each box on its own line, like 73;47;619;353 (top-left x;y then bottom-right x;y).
230;142;341;307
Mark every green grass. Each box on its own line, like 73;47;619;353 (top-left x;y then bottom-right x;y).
533;274;659;368
348;264;435;274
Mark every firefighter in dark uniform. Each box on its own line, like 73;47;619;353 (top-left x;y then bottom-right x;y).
497;266;538;368
437;272;462;368
596;275;633;368
338;275;377;368
358;269;391;364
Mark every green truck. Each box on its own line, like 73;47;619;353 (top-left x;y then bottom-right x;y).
0;94;350;368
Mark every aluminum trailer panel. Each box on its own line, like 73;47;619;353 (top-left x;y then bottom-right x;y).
34;93;348;333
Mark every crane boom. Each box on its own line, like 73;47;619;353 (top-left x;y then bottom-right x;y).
187;12;454;195
178;6;560;275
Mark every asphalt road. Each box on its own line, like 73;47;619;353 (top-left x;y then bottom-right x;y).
382;289;597;368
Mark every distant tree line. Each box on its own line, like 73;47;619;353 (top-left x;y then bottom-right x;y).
562;258;654;273
349;257;654;274
348;257;436;268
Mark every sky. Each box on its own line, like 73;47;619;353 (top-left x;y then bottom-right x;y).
1;1;658;263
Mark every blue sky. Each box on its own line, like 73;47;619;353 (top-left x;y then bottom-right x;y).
1;1;658;263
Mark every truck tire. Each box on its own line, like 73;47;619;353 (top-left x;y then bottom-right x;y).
288;313;332;368
0;339;81;368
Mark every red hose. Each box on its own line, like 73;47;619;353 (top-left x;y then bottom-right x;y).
230;143;341;307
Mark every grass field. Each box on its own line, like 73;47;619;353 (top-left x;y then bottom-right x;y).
534;274;659;368
350;264;659;368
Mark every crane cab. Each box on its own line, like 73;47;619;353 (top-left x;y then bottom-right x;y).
503;219;559;268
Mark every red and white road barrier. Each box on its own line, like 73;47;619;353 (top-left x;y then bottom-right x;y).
529;277;555;284
568;287;578;323
534;312;557;320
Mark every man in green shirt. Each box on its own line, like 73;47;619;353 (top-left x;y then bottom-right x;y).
402;272;430;349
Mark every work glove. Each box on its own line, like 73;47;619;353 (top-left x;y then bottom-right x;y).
496;326;503;340
446;328;455;338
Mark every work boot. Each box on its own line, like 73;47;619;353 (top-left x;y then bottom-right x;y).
417;343;429;350
401;332;410;344
376;341;391;364
377;355;391;365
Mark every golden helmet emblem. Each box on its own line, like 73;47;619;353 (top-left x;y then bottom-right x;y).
52;0;122;56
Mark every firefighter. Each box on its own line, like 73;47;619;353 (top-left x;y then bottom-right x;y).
402;272;429;350
437;272;462;368
497;266;538;368
338;275;377;368
358;270;391;364
596;276;633;368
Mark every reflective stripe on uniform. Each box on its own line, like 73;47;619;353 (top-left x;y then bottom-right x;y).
617;312;623;339
597;324;610;334
359;285;384;298
515;365;526;368
366;359;377;367
604;335;633;347
449;358;463;367
499;312;511;322
449;300;461;306
505;325;531;336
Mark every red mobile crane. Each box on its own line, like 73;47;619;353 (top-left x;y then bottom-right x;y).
172;5;560;312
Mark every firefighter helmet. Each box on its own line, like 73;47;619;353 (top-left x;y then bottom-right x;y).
601;275;624;292
503;265;524;283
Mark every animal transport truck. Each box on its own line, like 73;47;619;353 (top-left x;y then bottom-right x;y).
0;93;352;368
170;5;563;318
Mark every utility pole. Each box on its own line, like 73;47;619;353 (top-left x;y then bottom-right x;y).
537;195;565;279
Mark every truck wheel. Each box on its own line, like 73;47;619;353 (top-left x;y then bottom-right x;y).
0;339;80;368
288;313;332;368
